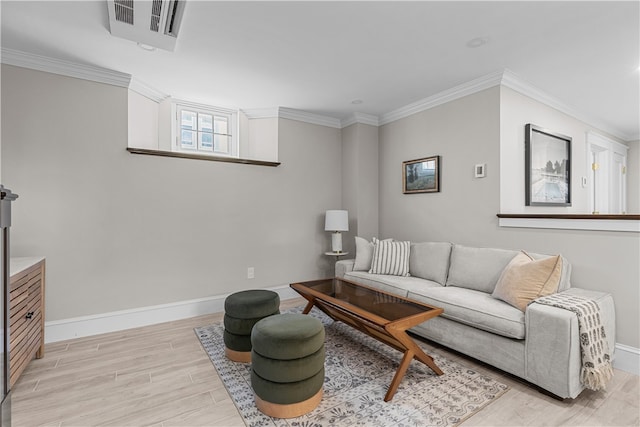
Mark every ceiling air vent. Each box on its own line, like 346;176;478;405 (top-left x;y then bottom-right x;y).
107;0;186;52
150;0;162;32
114;0;134;25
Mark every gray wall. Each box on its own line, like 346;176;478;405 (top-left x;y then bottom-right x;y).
1;64;341;321
378;86;640;348
379;87;502;245
3;63;638;349
341;122;379;252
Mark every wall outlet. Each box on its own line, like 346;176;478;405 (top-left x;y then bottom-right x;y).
247;267;255;279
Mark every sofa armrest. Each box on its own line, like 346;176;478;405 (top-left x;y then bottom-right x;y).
335;259;355;278
525;288;615;399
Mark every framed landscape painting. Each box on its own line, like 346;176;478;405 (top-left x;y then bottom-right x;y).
403;155;440;194
525;124;571;206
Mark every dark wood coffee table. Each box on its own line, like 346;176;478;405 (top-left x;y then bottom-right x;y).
290;277;444;402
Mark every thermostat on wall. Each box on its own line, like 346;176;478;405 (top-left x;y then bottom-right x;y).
475;163;486;178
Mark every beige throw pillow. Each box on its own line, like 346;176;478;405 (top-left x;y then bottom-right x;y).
492;251;563;312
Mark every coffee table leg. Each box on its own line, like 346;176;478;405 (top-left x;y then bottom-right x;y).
411;349;443;376
390;328;444;376
382;327;444;401
301;299;315;314
384;349;414;402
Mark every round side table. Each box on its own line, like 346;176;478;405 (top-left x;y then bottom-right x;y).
324;251;349;260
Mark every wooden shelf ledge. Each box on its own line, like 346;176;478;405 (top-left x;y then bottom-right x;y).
126;147;280;167
497;214;640;220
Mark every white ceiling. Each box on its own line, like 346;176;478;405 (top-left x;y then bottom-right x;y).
2;1;639;140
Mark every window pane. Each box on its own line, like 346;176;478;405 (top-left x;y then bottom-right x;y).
181;111;197;130
214;134;229;153
181;130;196;149
199;132;213;151
175;105;235;156
214;116;228;135
198;114;213;133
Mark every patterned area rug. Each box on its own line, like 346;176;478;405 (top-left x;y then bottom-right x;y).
195;307;509;427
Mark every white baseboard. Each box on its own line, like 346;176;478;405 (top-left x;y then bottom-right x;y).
44;288;640;378
613;343;640;376
44;285;299;343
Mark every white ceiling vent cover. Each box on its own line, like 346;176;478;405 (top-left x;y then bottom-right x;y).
107;0;185;52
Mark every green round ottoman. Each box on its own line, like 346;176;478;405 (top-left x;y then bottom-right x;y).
250;313;325;418
223;289;280;362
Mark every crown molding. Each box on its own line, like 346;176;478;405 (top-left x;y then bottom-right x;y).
128;77;168;103
242;108;280;119
378;68;634;141
245;109;379;129
245;107;356;129
341;112;380;128
380;70;504;126
500;69;631;142
2;48;632;139
278;107;342;129
1;48;131;88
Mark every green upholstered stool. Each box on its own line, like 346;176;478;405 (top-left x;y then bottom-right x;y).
250;313;325;418
223;289;279;362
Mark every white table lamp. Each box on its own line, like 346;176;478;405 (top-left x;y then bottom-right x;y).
325;210;349;253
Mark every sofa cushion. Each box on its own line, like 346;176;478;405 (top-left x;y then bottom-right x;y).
407;286;526;339
369;240;410;276
409;242;452;286
492;251;562;311
344;271;441;297
446;245;519;293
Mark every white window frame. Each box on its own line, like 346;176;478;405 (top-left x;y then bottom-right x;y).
171;99;238;158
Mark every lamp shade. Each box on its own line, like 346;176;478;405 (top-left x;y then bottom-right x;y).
324;210;349;231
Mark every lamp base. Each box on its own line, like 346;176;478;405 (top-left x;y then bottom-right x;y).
331;232;343;253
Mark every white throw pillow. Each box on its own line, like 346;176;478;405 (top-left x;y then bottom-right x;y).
353;236;374;271
369;240;411;276
353;237;392;271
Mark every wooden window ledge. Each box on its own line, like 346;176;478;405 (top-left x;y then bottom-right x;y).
127;148;280;167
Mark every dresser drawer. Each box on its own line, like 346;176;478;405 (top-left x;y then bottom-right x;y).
9;258;45;387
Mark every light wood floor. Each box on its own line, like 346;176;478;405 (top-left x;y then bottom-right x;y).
11;298;640;427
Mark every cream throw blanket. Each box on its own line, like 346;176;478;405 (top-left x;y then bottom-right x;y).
533;293;613;391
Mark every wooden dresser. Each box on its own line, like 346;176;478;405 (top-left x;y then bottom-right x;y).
9;257;45;387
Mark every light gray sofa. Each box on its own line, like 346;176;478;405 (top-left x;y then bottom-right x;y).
335;242;616;399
